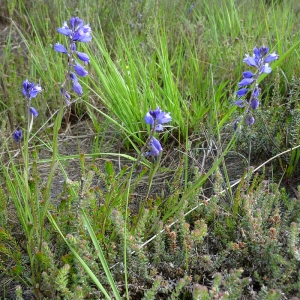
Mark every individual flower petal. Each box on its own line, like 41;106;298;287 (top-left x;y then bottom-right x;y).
76;51;90;64
71;42;76;52
236;88;248;98
69;72;78;82
233;100;246;107
156;111;172;124
144;113;154;126
238;78;254;87
264;52;279;63
13;129;23;142
245;115;255;125
253;85;260;98
260;63;272;74
253;47;261;61
154;124;164;131
54;42;68;54
29;85;42;98
242;71;254;78
251;98;259;110
243;55;258;68
57;21;72;37
73;63;88;77
73;81;83;96
30;107;38;117
232;118;240;131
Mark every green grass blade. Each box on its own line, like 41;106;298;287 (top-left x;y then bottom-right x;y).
80;209;122;300
47;212;112;300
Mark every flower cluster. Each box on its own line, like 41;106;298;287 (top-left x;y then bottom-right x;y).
13;79;42;142
144;107;172;131
144;107;171;157
22;79;42;117
233;46;278;128
54;17;92;102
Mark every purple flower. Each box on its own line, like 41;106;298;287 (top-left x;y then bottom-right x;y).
58;17;92;43
22;79;42;99
243;46;278;73
242;71;254;78
76;51;90;64
60;88;71;105
73;24;92;42
145;137;163;157
245;115;255;125
144;107;172;131
30;107;38;117
54;42;68;54
57;21;72;37
243;55;257;68
70;17;84;31
253;85;260;98
13;129;23;143
71;42;76;51
236;88;248;98
238;78;254;87
73;63;88;77
233;99;246;107
232;118;240;131
260;64;272;74
265;52;279;63
69;72;78;81
251;98;259;110
73;81;83;96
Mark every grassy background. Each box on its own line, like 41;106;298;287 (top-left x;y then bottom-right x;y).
1;0;300;299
